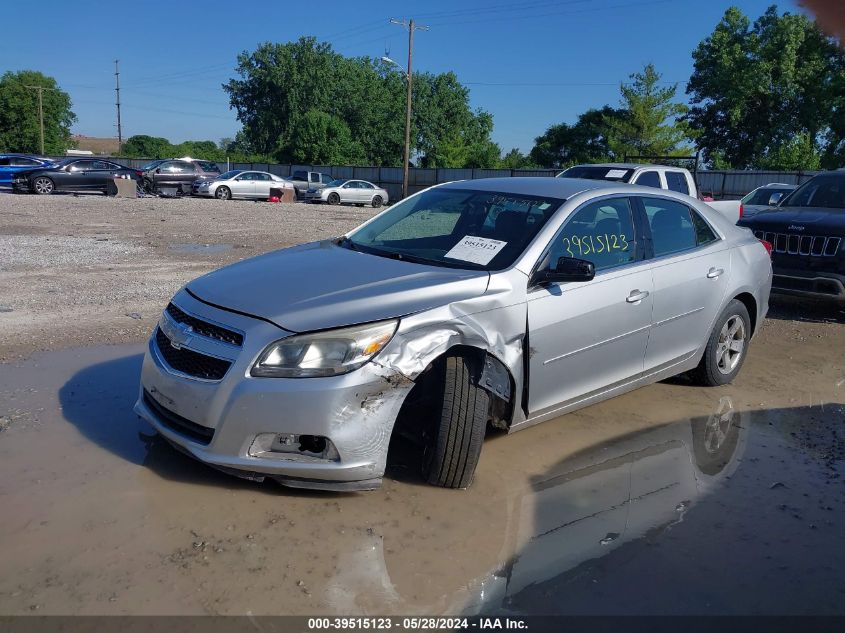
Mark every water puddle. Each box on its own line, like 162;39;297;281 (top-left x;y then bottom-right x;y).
0;345;842;615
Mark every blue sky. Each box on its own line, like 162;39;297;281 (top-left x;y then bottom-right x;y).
3;0;798;153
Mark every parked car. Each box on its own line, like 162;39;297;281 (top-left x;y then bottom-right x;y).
193;170;294;200
557;163;743;222
739;183;797;218
11;158;141;195
0;154;54;185
141;158;221;195
738;171;844;302
136;177;771;492
304;178;388;207
287;170;335;199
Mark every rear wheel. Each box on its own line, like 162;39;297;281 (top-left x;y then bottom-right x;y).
215;186;231;200
372;195;383;208
327;192;341;205
33;177;54;195
690;299;750;386
421;356;490;489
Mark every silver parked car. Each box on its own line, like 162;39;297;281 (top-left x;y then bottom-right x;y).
193;170;293;200
135;178;772;491
739;182;797;218
303;178;389;207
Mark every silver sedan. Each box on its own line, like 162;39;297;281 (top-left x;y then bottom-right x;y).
304;179;389;207
136;177;771;491
193;170;293;200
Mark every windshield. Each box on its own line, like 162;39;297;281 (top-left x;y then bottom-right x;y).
742;187;795;206
345;188;563;271
327;179;347;187
780;175;845;209
218;170;243;180
558;166;634;182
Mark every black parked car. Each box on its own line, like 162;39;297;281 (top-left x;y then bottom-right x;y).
141;159;221;195
738;171;845;303
12;158;141;195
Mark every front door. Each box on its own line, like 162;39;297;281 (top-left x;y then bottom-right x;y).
638;196;732;373
527;196;652;417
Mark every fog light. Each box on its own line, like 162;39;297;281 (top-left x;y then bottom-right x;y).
249;433;339;462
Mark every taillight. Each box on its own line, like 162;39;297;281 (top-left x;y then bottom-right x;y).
760;239;773;257
739;203;744;218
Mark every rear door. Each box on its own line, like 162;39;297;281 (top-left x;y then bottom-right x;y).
637;196;731;374
527;195;653;416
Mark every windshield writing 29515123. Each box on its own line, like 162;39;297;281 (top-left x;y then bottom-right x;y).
562;234;628;258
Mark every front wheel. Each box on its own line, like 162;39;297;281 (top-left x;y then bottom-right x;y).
33;177;54;195
327;192;340;205
421;356;490;489
690;299;750;386
215;186;231;200
372;195;383;208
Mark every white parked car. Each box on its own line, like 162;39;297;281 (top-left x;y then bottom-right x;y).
303;179;389;208
739;183;797;218
193;170;293;200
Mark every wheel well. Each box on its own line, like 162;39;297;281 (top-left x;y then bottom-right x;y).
733;292;758;335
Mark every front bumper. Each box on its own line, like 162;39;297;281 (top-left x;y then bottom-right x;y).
11;179;29;192
134;292;414;491
302;191;325;202
770;268;845;302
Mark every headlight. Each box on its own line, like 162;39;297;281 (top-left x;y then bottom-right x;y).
251;320;398;378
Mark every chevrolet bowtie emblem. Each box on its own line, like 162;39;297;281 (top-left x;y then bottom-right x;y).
160;315;193;350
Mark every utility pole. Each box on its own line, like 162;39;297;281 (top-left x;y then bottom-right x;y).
114;60;123;155
24;85;49;155
390;18;428;199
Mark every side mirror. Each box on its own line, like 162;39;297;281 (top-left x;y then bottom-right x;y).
154;168;161;174
768;192;784;206
534;256;595;285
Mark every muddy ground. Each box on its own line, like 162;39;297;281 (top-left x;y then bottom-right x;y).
0;191;844;615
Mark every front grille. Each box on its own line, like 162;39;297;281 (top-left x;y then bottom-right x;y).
166;303;243;346
753;230;841;257
143;389;214;445
155;328;232;380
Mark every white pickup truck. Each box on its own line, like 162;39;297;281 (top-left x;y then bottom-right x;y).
557;163;742;223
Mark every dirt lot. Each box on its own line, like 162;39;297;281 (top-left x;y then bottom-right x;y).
0;190;843;616
0;191;378;361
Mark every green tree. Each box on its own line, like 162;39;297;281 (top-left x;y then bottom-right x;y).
499;148;536;169
122;135;173;158
0;70;76;155
686;5;844;169
289;109;366;164
605;63;691;160
529;107;625;168
224;37;497;168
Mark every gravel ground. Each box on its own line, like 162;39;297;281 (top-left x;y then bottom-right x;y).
0;190;378;361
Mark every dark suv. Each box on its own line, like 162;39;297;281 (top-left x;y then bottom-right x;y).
141;159;221;195
738;171;845;303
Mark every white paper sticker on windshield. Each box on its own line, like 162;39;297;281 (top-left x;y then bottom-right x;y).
605;169;628;179
444;236;507;265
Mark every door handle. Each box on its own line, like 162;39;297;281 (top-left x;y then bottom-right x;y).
626;290;650;303
707;267;724;279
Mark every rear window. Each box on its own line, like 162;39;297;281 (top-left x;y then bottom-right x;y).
197;161;220;173
665;172;690;195
558;166;634;182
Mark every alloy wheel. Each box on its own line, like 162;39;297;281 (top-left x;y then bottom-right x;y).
716;315;745;375
34;177;53;194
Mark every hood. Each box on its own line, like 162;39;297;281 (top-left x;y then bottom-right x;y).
187;240;490;332
740;206;845;232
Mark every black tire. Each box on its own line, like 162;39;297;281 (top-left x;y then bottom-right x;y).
372;195;383;208
215;186;231;200
422;356;490;489
689;299;750;386
32;176;54;195
142;178;154;193
327;192;341;205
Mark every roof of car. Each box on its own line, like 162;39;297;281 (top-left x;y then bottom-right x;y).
437;176;616;198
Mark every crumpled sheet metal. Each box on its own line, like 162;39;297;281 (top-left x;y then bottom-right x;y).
373;269;528;424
